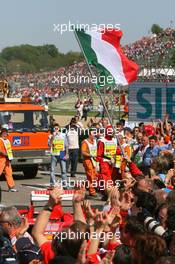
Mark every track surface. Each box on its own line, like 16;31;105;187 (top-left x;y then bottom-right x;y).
0;163;104;211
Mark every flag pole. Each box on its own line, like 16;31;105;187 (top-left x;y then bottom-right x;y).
74;29;124;155
118;85;121;120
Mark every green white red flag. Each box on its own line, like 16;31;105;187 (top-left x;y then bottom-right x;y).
75;28;139;86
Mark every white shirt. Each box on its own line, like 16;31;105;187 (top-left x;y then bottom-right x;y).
44;104;48;112
78;104;83;115
66;128;79;149
98;104;104;113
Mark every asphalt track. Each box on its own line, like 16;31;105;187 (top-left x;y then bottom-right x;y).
0;162;104;212
0;115;105;210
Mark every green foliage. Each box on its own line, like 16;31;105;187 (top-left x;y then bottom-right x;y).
0;56;7;74
6;59;35;74
151;24;163;35
65;51;84;64
170;50;175;66
0;44;82;74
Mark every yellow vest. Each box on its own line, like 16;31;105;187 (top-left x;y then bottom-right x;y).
50;134;65;156
100;138;120;167
101;138;117;159
0;138;13;160
85;139;97;168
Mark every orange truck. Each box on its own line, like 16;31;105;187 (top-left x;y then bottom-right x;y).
0;97;50;178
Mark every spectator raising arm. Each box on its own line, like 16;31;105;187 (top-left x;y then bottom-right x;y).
88;212;108;256
73;189;86;224
32;187;63;247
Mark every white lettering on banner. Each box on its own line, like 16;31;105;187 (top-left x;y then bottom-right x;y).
13;139;21;145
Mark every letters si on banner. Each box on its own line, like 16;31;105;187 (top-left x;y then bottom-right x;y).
129;82;175;122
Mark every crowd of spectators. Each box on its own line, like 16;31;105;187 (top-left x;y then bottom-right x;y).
6;61;95;104
123;28;175;82
1;114;175;263
4;27;175;98
8;61;90;89
123;28;175;66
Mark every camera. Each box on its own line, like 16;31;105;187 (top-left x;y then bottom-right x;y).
143;216;174;246
144;216;167;237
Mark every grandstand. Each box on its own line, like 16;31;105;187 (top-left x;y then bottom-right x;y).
2;27;175;106
123;28;175;66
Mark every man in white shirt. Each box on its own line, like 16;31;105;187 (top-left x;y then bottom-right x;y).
77;101;83;119
65;118;79;178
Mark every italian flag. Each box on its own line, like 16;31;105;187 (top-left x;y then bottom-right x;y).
75;28;139;86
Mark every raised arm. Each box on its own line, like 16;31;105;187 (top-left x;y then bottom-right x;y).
32;187;63;247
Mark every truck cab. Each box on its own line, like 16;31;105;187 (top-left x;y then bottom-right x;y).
0;97;50;178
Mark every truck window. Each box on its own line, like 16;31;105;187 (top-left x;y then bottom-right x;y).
0;110;48;131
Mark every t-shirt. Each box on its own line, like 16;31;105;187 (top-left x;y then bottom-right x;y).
66;125;79;149
40;241;54;264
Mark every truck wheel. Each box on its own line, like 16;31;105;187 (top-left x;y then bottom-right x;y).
23;166;38;178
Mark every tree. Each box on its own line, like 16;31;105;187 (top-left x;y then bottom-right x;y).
0;56;7;74
151;24;163;35
170;50;175;66
6;59;35;74
0;44;83;73
43;44;58;57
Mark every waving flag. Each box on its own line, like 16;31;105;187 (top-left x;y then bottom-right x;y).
75;28;139;86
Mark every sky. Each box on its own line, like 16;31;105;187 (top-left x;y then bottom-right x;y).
0;0;175;53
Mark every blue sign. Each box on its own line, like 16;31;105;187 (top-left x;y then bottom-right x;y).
129;82;175;121
13;136;30;146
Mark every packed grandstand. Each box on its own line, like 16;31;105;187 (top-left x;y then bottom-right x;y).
4;27;175;99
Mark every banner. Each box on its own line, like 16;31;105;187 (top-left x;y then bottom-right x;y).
129;82;175;121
